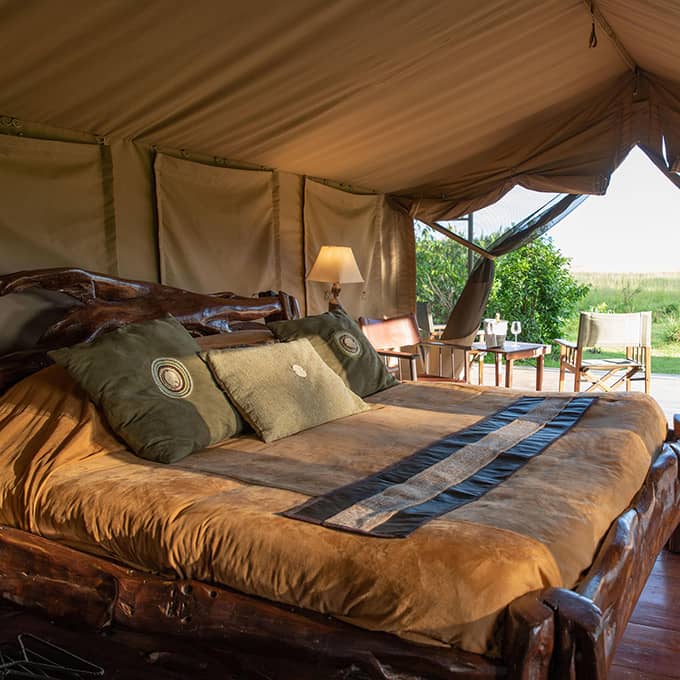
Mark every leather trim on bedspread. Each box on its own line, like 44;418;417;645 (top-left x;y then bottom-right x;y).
283;396;595;537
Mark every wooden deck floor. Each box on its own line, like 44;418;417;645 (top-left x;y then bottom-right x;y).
0;550;678;678
610;550;680;679
476;363;680;425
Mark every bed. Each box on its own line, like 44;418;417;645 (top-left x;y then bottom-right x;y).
0;268;678;680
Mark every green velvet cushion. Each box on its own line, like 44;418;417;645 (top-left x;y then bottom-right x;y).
203;338;370;442
50;316;242;463
267;310;397;397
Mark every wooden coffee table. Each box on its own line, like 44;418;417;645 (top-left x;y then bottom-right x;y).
468;341;552;390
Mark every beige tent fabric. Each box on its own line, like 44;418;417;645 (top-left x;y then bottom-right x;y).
304;181;383;317
277;172;306;312
647;76;680;175
155;153;277;295
0;135;116;274
1;2;680;224
379;200;417;318
109;139;159;281
2;1;680;315
0;118;159;282
395;75;638;221
0;126;405;316
0;0;636;197
599;0;680;84
304;181;415;318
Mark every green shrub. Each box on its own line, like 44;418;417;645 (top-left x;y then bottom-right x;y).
486;238;590;344
666;319;680;344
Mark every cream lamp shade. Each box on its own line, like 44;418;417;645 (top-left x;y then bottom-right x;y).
307;246;364;309
308;246;364;284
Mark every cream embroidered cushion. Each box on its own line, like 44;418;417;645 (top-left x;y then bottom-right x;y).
203;338;369;442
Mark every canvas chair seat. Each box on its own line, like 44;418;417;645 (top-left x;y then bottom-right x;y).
580;357;643;369
557;311;652;394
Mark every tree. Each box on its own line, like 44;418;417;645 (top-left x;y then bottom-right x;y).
486;237;589;343
414;230;468;323
415;227;499;323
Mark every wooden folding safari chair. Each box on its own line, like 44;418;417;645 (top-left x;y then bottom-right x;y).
556;311;652;393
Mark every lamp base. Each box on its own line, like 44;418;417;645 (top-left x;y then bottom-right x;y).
328;282;344;312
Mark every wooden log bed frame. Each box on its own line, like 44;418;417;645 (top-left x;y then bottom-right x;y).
0;268;678;680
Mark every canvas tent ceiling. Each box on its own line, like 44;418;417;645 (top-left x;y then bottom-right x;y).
1;0;679;220
1;0;680;325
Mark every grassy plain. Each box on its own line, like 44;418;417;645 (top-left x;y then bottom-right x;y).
546;272;680;374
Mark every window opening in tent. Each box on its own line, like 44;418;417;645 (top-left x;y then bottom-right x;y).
414;188;570;331
437;214;475;274
414;145;680;421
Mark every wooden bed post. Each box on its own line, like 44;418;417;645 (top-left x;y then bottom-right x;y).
668;525;680;553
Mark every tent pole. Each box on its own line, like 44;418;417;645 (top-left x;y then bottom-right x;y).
420;219;494;261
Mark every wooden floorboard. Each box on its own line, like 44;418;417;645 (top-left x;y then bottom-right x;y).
491;364;680;426
609;666;678;680
0;551;678;678
609;550;680;679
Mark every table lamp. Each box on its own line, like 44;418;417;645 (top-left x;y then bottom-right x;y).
307;245;364;310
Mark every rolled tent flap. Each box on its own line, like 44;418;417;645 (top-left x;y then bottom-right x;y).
0;135;116;274
303;180;416;319
155;153;277;295
441;257;496;347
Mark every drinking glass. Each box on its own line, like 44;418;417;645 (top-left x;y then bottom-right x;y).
511;320;522;345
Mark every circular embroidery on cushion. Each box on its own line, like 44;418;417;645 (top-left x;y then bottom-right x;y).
151;357;194;399
332;330;363;358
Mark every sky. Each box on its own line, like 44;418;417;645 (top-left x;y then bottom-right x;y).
451;146;680;273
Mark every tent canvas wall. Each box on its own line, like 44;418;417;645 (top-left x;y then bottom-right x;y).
1;0;680;315
0;126;415;318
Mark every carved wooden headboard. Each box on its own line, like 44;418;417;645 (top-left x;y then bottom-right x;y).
0;267;301;393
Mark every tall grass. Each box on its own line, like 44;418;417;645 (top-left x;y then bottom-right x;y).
575;272;680;317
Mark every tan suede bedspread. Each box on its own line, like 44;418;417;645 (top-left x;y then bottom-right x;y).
0;366;667;656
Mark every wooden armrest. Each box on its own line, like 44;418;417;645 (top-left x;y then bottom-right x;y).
554;339;577;349
377;350;420;360
422;340;471;350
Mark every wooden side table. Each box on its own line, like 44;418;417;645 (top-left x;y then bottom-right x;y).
468;341;552;391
